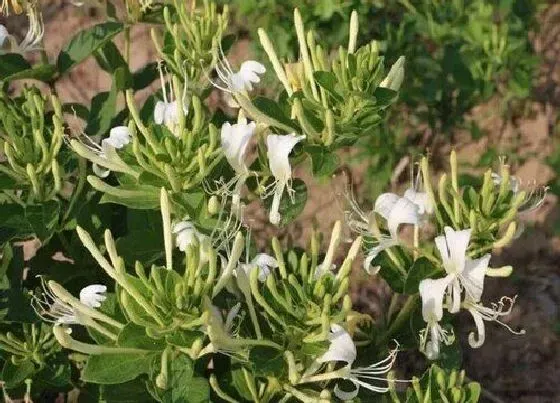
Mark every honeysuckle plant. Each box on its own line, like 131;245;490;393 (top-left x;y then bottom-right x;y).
0;1;543;401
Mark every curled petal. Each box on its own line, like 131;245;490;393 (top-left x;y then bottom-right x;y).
467;308;485;348
317;324;356;365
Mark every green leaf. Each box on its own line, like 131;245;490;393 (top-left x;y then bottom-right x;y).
100;378;153;402
162;355;210;403
2;359;36;388
0;56;57;82
25;200;61;241
263;178;307;226
117;323;165;351
0;53;31;81
314;71;342;101
404;257;441;295
62;102;90;120
57;22;124;74
248;346;286;378
82;353;154;384
133;62;159;91
305;145;339;177
252;97;298;130
95;41;128;74
85;80;118;137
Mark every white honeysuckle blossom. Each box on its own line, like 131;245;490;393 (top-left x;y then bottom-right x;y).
0;9;44;54
220;117;256;208
238;253;278;282
303;324;398;400
265;133;305;225
172;219;206;252
404;188;433;216
32;280;107;329
89;126;132;178
154;100;188;130
491;172;520;194
213;55;266;94
434;227;491;313
418;277;455;360
153;64;188;133
361;193;419;271
460;266;525;348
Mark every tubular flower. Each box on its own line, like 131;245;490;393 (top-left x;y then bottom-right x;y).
301;324;398;400
153;64;188;133
0;6;43;53
172;219;206;252
264;133;305;225
32;279;107;328
213;55;266;94
418;277;455;360
460;267;525;348
361;193;419;270
220;116;256;208
379;56;405;91
87;126;132;178
238;253;278;282
434;227;491;313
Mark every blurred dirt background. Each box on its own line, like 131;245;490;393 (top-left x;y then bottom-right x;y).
2;1;559;402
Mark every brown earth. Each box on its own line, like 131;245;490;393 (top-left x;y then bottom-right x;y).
2;1;559;402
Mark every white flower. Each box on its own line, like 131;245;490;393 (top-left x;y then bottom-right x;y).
79;285;107;308
491;172;520;194
172;220;205;252
0;25;8;47
154;100;187;130
238;253;278;282
0;8;44;54
264;133;305;225
87;126;131;178
459;265;525;349
404;188;433;216
361;193;419;271
434;227;490;313
221;119;255;176
302;324;398;400
102;126;131;149
32;279;107;327
153;63;188;134
214;57;266;93
418;277;455;360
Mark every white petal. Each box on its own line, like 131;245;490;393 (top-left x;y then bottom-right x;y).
443;227;471;273
467;308;485;348
461;254;491;302
387;197;419;236
374;193;400;220
79;284;107;308
419;275;453;322
220;121;255;174
434;234;450;270
404;188;433;215
0;25;9;47
317;324;356;365
252;253;278;271
154;101;166;124
334;382;360;401
103;126;131;149
92;163;110;178
266;133;304;183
